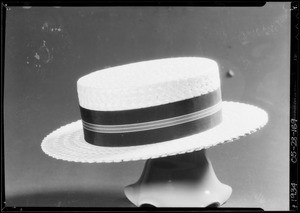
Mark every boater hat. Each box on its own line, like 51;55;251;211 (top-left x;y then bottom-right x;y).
41;57;268;163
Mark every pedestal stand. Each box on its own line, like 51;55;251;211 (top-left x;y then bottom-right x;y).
124;149;232;207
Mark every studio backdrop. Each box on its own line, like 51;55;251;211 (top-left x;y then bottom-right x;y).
4;3;290;210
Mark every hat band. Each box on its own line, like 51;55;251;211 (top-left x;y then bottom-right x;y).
80;89;222;147
82;102;222;133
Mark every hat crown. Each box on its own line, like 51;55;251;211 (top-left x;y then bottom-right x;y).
77;57;220;111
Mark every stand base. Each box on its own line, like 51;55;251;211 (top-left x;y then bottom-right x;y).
124;150;232;207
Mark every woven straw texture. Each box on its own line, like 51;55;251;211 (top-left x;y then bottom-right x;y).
41;101;268;163
77;57;220;111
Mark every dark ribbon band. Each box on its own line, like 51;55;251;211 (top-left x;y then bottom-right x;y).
80;89;222;147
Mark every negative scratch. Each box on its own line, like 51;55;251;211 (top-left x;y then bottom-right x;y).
238;13;288;44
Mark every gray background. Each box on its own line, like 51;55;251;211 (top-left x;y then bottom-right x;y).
4;3;290;210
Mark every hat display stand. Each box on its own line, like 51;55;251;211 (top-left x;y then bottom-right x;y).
124;149;232;207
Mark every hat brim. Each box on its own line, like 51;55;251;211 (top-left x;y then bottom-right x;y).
41;101;268;163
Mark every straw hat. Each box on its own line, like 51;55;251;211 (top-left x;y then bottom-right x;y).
41;57;268;163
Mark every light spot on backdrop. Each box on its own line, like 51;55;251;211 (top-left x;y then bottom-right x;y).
42;21;62;33
26;40;53;75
